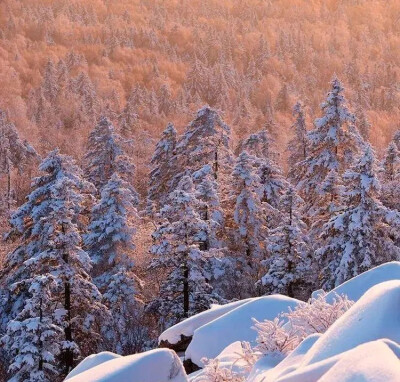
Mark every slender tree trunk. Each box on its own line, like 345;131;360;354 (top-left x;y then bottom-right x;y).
183;259;189;318
62;223;74;375
183;224;189;318
38;298;43;372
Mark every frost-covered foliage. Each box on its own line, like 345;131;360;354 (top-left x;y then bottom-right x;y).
147;176;224;328
84;116;135;192
295;77;362;216
85;173;143;354
317;144;400;289
1;149;109;379
253;292;354;357
147;122;177;215
197;358;245;382
260;187;311;297
231;152;266;290
253;317;299;356
285;292;354;337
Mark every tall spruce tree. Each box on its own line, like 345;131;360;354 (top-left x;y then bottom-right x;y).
146;122;177;216
288;102;308;181
259;187;311;298
317;145;400;288
85;173;142;354
380;141;400;210
1;150;109;379
295;77;362;217
147;176;222;328
84;116;135;193
174;106;233;190
231;152;266;293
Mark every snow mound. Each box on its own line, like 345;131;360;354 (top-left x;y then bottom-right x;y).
302;280;400;365
247;334;321;382
325;261;400;303
159;299;253;345
319;340;400;382
66;348;188;382
276;340;400;382
65;352;122;380
185;295;303;367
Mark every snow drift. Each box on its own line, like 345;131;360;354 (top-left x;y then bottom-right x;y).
159;299;253;346
65;352;122;380
66;348;187;382
324;261;400;303
185;295;303;367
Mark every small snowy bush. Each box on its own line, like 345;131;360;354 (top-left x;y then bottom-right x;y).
284;291;354;337
253;292;354;356
196;358;245;382
252;317;299;356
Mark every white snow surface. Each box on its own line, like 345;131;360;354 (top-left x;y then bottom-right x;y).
66;348;188;382
185;295;303;367
303;280;400;365
324;261;400;303
275;340;400;382
65;352;122;380
159;299;254;345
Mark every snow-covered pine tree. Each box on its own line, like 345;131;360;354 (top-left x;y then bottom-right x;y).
192;164;225;250
231;152;266;294
1;150;109;378
174;106;234;191
317;144;400;289
85;173;142;354
295;77;362;217
354;103;371;141
119;91;139;138
148;176;222;328
0;111;38;213
237;129;287;224
287;102;308;181
146;122;177;216
259;187;311;298
2;275;63;382
380;141;400;210
84;116;135;193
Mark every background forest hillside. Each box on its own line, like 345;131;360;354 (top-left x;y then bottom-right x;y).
1;0;400;188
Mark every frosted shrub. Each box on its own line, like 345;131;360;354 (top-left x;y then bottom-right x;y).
284;292;354;337
196;358;245;382
253;317;300;356
253;292;354;356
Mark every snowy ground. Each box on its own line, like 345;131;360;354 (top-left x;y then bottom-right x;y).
66;262;400;381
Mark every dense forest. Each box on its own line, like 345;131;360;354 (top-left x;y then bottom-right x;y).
1;0;400;381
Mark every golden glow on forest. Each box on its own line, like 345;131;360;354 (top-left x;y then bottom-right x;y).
0;0;399;170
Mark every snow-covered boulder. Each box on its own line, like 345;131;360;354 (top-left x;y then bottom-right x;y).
66;348;188;382
185;295;303;367
65;352;122;380
159;299;253;350
325;261;400;303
